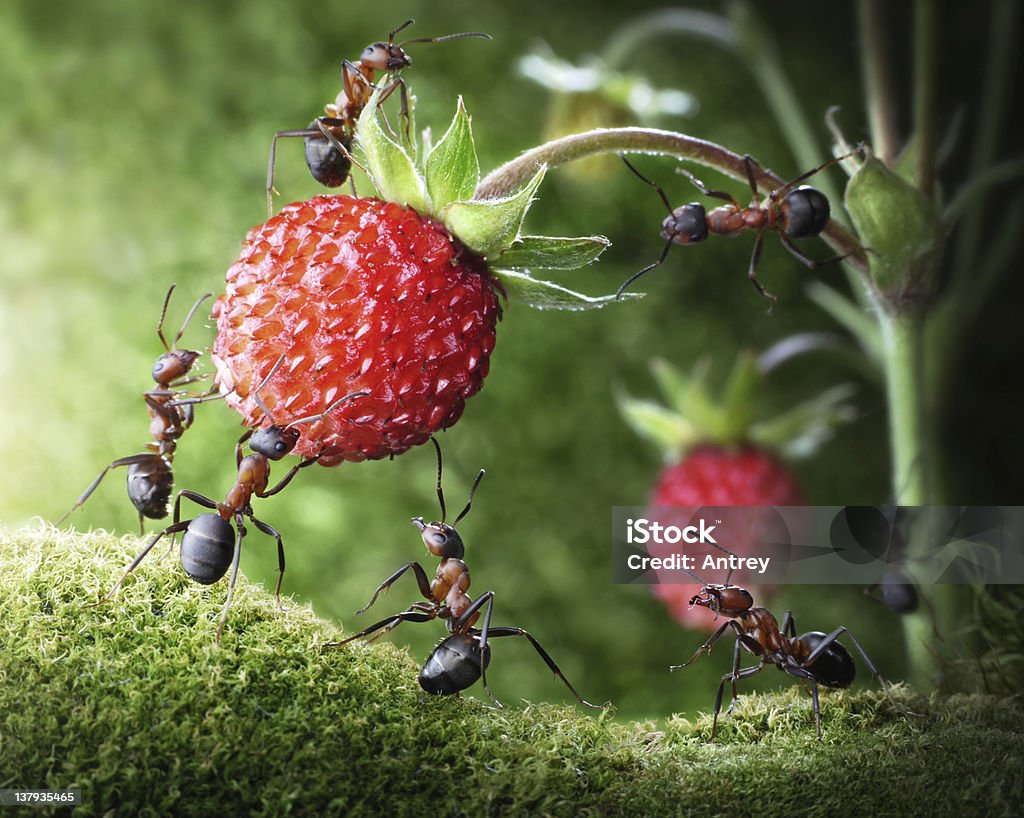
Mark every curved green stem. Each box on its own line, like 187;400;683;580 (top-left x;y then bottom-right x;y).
476;127;872;286
858;0;901;166
913;0;937;198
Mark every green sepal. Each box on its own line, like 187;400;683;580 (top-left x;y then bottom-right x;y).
492;269;642;311
356;84;430;213
749;384;858;460
615;390;697;459
844;157;939;294
495;235;611;270
441;165;546;257
424;97;479;212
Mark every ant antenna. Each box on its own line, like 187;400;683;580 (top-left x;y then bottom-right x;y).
156;286;213;352
429;436;447;523
453;468;485;527
388;18;415;42
284;389;370;429
249;353;289;425
400;31;493;47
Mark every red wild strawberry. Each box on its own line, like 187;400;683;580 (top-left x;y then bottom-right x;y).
211;195;501;464
619;353;854;631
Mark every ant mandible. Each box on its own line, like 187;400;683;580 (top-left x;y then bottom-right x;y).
672;545;920;740
58;285;212;533
87;355;368;642
266;19;491;214
323;438;603;709
618;146;863;308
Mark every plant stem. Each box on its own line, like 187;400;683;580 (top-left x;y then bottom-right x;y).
476;127;872;285
880;312;929;506
858;0;901;166
913;0;937;198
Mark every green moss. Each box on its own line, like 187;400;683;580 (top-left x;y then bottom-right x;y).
2;526;1021;817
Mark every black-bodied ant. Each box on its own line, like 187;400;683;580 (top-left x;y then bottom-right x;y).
87;355;367;641
58;285;212;533
323;438;603;709
618;147;863;308
266;19;491;213
671;544;920;740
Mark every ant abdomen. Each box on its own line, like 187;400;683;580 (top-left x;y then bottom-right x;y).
780;186;831;238
303;119;352;188
179;513;234;586
800;631;856;688
126;460;174;520
419;633;491;696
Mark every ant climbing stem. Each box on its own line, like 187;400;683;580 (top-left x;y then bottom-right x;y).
58;285;213;533
266;19;491;215
669;539;920;740
323;437;604;709
618;145;865;310
87;353;369;642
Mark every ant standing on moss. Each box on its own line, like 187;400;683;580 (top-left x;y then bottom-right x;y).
266;19;491;213
672;543;920;739
323;438;603;709
618;147;863;308
58;285;212;534
87;355;367;642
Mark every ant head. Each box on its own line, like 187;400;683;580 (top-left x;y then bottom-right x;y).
152;349;200;385
663;203;708;245
412;517;465;559
359;41;412;73
249;424;301;460
779;186;830;238
688;583;754;617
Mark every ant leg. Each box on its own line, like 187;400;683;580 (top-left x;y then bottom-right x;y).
259;455;321;498
87;518;192;607
670;619;736;670
805;627;923;718
353;561;433;615
57;453;161;525
676;166;742;207
712;664;765;739
747;232;778;312
483;625;606;709
250;515;287;610
620;156;676;216
780;610;797;638
616;237;674;300
321;610;436;648
170;490;220;554
266;127;323;216
769;144;865;200
215;518;245;643
312;118;370;179
778;234;848;270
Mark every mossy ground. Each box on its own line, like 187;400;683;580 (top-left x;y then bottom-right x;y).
2;526;1021;817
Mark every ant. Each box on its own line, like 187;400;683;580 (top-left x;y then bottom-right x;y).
58;285;212;533
671;544;920;740
323;438;603;709
618;147;863;308
266;19;491;214
87;355;368;642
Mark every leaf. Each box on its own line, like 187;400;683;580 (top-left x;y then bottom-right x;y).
424;97;479;212
356;85;429;213
495;235;611;270
442;165;546;257
492;269;642;311
749;383;858;460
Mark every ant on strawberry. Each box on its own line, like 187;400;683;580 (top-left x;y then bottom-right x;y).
323;438;603;709
618;146;863;308
266;19;491;214
671;543;920;739
58;285;212;534
87;355;367;642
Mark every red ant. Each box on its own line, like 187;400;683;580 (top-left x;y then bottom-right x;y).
266;19;491;214
672;545;920;739
88;355;368;642
323;438;603;709
58;285;212;533
618;147;863;308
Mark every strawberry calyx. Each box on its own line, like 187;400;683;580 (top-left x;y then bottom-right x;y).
355;86;635;311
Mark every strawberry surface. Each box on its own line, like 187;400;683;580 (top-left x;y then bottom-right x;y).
212;195;501;464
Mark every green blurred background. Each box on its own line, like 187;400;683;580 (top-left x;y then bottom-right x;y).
1;0;1020;720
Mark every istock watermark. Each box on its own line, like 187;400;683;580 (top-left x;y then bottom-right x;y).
611;506;1024;585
